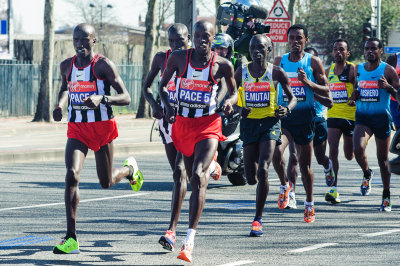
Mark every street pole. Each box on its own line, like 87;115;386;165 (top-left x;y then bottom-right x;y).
377;0;381;39
175;0;196;37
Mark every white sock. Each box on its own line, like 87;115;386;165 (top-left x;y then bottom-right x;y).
325;159;332;172
330;186;337;190
305;201;314;206
207;160;216;176
289;191;295;197
184;229;196;245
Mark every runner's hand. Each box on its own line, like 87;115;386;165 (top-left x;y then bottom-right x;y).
53;106;62;121
241;107;251;118
378;74;391;92
165;105;176;124
222;101;234;116
297;68;309;86
84;95;102;109
151;103;164;120
348;90;358;106
274;105;288;118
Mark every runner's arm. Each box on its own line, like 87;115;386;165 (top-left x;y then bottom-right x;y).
273;66;297;118
298;56;330;97
220;60;238;116
53;60;70;121
159;52;180;123
93;58;131;107
142;52;164;119
379;64;399;99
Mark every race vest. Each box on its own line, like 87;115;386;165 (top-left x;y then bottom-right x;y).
356;61;390;116
278;52;315;125
67;53;113;123
238;62;277;119
327;62;356;121
176;49;219;118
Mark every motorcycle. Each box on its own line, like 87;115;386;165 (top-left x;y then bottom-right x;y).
217;109;247;186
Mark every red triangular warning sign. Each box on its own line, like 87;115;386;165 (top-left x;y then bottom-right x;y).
267;0;291;20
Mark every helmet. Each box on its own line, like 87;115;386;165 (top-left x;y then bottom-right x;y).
212;33;234;59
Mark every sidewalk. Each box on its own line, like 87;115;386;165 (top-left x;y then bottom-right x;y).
0;115;164;165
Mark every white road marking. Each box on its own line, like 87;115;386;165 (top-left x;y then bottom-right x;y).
0;193;149;212
289;243;338;253
217;260;256;266
362;229;400;237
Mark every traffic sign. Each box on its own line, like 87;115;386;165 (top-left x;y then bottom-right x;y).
267;0;290;20
384;47;400;54
264;20;291;42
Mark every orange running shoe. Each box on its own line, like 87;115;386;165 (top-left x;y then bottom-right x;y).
278;183;291;209
304;205;315;223
159;230;176;251
249;220;263;237
177;243;193;263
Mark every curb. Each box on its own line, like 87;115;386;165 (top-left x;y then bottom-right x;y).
0;142;164;165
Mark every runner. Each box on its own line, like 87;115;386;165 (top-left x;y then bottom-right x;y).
285;47;334;209
143;23;221;252
272;24;330;223
352;37;400;211
159;20;237;263
236;34;296;236
325;39;356;204
52;23;143;254
386;52;400;130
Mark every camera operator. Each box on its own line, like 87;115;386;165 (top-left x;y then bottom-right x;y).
212;33;247;71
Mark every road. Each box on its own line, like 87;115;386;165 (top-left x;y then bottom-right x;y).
1;149;400;265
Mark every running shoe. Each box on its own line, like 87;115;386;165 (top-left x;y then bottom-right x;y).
325;188;341;204
286;192;297;209
177;242;193;263
304;205;315;223
249;220;263;237
209;152;221;181
360;169;374;196
379;197;392;212
324;160;335;187
159;230;176;251
53;236;80;254
123;156;143;191
278;183;291;209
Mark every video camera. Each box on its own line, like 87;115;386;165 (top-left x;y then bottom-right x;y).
217;1;269;58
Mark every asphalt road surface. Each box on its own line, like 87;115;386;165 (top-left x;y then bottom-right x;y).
1;148;400;265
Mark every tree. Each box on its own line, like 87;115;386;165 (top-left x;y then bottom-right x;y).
33;0;54;122
136;0;158;118
155;0;174;48
295;0;400;64
62;0;118;35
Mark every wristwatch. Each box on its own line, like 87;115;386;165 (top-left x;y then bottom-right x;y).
101;95;109;105
286;106;292;115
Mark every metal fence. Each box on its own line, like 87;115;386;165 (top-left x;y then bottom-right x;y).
0;62;156;117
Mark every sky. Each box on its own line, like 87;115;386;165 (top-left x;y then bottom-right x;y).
12;0;221;35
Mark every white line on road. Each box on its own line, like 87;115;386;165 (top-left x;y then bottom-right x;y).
0;193;149;212
362;229;400;237
289;243;338;253
217;260;256;266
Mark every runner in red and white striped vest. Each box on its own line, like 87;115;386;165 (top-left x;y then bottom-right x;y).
158;20;237;263
52;23;143;254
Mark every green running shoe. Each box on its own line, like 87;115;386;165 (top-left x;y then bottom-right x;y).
325;188;341;204
53;237;80;254
124;156;143;192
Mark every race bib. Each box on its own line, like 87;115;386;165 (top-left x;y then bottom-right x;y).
359;80;379;102
69;81;98;110
178;78;212;109
244;81;271;108
282;74;306;102
330;82;348;103
167;80;177;104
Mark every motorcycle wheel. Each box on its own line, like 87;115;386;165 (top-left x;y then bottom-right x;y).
227;172;247;186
